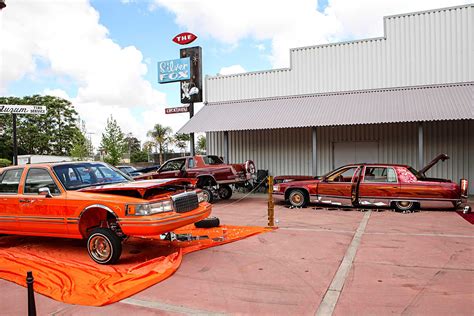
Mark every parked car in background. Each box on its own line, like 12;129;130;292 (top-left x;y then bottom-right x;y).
0;162;211;264
135;165;161;174
116;165;143;177
134;155;256;202
273;154;469;212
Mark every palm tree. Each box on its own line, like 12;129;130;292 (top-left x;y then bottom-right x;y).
174;133;190;156
147;124;172;164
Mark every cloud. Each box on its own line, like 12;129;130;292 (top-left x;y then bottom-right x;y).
1;0;174;149
219;65;246;76
255;44;265;52
153;0;469;68
153;0;340;68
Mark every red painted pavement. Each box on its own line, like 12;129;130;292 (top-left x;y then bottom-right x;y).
0;194;472;315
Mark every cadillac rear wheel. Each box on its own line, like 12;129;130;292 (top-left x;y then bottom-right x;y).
393;201;417;212
288;190;308;208
87;228;122;264
218;185;233;200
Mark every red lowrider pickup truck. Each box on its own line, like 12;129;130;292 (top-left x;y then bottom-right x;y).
273;154;470;212
135;155;256;202
0;162;211;264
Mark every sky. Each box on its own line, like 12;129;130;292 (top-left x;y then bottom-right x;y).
0;0;470;149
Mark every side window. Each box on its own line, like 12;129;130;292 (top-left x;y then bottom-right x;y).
364;167;397;183
24;169;61;194
161;160;185;171
0;168;24;193
326;167;357;182
188;158;195;168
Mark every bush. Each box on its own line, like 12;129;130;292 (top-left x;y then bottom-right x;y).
0;158;12;167
131;151;149;163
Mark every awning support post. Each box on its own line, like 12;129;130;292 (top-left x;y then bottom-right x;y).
223;131;229;164
418;123;424;169
312;127;317;176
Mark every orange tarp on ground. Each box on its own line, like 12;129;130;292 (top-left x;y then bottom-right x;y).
0;225;271;306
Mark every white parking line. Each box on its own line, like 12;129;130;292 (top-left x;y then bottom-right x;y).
121;298;227;315
315;211;371;316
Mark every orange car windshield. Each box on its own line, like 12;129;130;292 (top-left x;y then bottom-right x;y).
53;163;130;190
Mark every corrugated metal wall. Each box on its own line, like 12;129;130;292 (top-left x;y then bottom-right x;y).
207;120;473;193
206;5;473;103
207;128;313;176
424;120;473;187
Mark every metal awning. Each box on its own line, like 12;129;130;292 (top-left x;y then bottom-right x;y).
178;82;473;133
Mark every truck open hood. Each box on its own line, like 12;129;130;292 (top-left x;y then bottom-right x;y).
79;178;196;199
418;154;450;176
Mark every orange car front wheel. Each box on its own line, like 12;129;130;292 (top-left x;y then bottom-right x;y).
87;228;122;264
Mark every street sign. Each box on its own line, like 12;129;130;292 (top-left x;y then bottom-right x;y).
0;104;47;115
158;57;191;83
173;32;197;45
165;106;189;114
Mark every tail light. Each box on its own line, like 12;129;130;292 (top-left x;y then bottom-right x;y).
460;179;468;197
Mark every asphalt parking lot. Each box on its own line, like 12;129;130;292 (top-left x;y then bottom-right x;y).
1;194;473;315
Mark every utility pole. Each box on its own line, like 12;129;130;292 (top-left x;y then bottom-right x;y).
12;113;17;165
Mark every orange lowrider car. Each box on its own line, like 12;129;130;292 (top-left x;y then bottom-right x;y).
0;162;211;264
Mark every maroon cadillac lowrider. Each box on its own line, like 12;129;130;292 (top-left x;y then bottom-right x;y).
135;155;256;202
273;154;469;212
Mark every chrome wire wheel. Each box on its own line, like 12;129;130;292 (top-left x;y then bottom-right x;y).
89;234;112;262
394;201;416;212
86;227;122;264
289;190;307;207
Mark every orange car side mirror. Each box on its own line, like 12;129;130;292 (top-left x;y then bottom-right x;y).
39;187;52;198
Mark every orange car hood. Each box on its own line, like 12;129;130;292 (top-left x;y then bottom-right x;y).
78;178;197;198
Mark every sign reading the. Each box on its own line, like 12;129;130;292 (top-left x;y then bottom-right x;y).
158;57;191;83
173;32;197;45
0;104;47;115
165;106;189;114
180;46;202;104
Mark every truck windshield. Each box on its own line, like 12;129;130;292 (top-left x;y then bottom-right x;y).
53;163;130;190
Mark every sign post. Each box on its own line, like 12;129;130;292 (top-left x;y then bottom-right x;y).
158;37;202;157
0;104;47;165
179;46;202;156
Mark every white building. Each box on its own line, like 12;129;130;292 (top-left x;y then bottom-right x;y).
180;5;474;194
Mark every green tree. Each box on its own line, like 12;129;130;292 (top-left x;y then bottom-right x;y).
0;95;82;158
124;133;141;159
147;124;172;164
131;150;148;163
70;120;93;160
174;133;190;156
197;135;206;154
100;116;125;165
0;158;11;167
